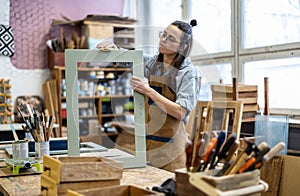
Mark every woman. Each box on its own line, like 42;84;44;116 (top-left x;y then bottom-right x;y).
97;20;199;172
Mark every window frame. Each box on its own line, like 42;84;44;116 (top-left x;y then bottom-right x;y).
188;0;300;116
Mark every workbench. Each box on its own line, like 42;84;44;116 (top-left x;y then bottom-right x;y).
0;149;174;196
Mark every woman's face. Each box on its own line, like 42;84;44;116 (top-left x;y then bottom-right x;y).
158;24;183;55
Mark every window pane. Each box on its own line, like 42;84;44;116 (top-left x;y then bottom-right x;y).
151;0;182;27
191;0;231;53
244;57;300;110
196;63;232;100
242;0;300;48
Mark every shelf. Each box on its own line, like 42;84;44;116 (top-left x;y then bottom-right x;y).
102;113;128;118
79;115;98;119
53;66;131;72
61;95;132;100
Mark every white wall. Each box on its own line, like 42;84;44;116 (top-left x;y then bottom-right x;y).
0;0;50;104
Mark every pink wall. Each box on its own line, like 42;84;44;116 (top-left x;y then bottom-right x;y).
9;0;124;69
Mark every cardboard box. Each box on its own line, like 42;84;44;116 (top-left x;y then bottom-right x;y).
67;185;164;196
278;155;300;196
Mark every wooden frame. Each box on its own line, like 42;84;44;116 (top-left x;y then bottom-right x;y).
65;49;146;168
206;101;244;140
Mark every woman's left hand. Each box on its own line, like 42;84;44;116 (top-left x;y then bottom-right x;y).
130;76;149;95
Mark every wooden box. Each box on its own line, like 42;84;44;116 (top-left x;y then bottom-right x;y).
41;174;120;196
175;168;268;196
66;185;164;196
211;84;259;122
42;155;122;183
41;155;123;196
48;46;65;68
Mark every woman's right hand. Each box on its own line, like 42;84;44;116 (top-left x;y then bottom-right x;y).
130;76;150;95
96;41;118;50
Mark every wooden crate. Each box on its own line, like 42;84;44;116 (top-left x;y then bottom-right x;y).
66;185;164;196
42;155;122;183
175;168;268;196
41;155;123;196
211;84;259;122
41;174;120;196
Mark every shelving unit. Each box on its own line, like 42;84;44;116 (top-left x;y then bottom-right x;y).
51;65;134;142
82;17;136;50
48;16;137;143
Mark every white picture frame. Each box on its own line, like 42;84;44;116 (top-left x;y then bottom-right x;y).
65;49;146;168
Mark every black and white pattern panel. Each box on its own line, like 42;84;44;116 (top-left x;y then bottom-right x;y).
0;24;14;57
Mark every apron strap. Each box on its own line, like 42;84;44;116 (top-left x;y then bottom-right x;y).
146;135;174;143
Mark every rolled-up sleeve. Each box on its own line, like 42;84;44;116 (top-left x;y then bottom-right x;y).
175;65;198;115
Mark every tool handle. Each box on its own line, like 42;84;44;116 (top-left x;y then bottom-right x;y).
263;142;285;162
218;134;236;160
237;157;256;174
191;139;204;172
185;142;193;171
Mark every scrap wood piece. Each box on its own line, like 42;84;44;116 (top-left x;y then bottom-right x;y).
260;155;283;196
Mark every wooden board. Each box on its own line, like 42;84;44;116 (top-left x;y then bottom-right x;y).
211;84;258;93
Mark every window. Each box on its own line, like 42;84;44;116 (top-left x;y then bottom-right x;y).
191;0;231;54
242;0;300;49
150;0;182;27
243;57;300;112
189;0;300;115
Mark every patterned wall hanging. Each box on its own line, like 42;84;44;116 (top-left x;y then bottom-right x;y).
0;24;14;57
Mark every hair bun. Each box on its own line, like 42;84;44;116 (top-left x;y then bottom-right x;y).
190;19;197;27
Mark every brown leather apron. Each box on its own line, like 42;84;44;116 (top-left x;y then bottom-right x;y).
145;75;189;172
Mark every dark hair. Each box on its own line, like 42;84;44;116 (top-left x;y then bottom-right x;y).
150;20;197;89
157;19;197;70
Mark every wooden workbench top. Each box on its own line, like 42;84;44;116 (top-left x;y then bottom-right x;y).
0;165;174;196
0;149;174;196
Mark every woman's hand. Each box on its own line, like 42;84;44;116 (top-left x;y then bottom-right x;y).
96;41;118;50
130;76;150;95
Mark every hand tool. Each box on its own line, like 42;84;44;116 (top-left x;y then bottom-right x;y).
224;140;255;175
225;140;240;163
213;133;237;168
191;138;205;172
209;131;226;169
254;142;285;169
200;137;217;171
237;156;256;173
185;142;193;171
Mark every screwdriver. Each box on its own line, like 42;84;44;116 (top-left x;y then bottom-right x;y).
209;131;226;169
212;133;237;168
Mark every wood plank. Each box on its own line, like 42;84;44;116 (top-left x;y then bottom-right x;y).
212;92;258;99
213;97;257;104
211;84;257;93
243;104;259;112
